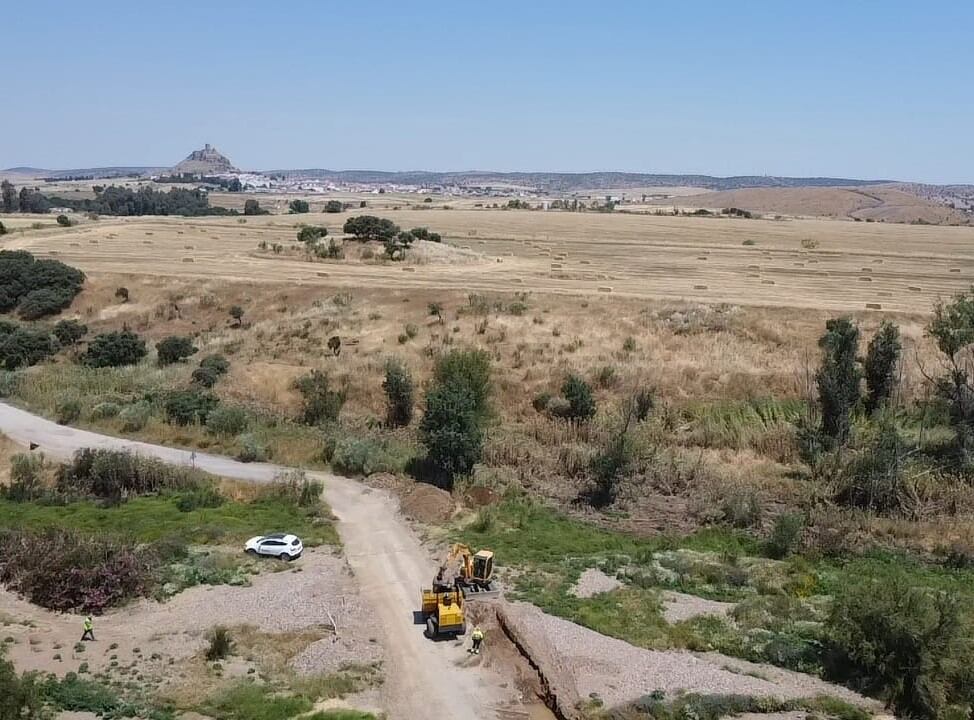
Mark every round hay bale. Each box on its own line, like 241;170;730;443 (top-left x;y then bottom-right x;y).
878;291;892;297
950;268;961;273
872;258;883;264
550;263;563;270
48;250;59;256
400;484;455;524
181;257;195;263
761;279;775;285
793;262;804;267
89;239;99;244
142;240;153;245
693;284;708;290
402;267;416;272
747;264;760;270
860;268;872;273
696;256;708;260
184;245;194;250
859;277;872;282
579;260;591;265
865;303;883;310
908;285;922;291
597;286;613;293
316;271;329;277
69;242;80;247
747;273;760;278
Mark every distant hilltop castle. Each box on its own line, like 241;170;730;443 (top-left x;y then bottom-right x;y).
172;143;238;175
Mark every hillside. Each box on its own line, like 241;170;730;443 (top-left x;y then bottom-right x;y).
645;184;971;224
172;143;238;174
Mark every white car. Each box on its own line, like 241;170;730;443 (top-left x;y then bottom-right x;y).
244;533;303;561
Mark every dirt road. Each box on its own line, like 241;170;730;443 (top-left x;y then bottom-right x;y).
0;401;519;720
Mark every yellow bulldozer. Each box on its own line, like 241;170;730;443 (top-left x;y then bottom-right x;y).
420;544;496;639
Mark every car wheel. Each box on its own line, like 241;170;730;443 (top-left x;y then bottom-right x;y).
279;552;290;561
246;549;257;556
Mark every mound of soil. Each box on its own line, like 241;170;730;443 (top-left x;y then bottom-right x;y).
400;483;455;524
465;485;499;508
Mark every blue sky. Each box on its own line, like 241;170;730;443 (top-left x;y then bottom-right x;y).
2;1;972;182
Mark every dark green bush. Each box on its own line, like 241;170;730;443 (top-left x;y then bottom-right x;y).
0;325;58;369
0;653;44;719
83;330;147;367
53;319;87;346
164;389;218;426
294;370;345;425
174;485;225;512
156;335;197;366
200;354;230;374
192;365;221;388
17;286;76;320
864;320;901;414
825;579;974;719
816;317;861;443
561;373;596;421
766;513;804;559
56;448;203;500
205;626;234;661
56;214;73;227
205;406;249;435
55;399;82;425
382;358;414;427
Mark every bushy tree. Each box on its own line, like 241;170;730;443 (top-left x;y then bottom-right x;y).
53;319;87;346
83;330;147;367
17;286;77;320
243;198;268;216
0;653;44;719
115;286;130;302
56;214;73;227
928;288;974;457
419;349;491;487
297;225;328;244
164;389;218;425
229;305;244;326
343;215;400;242
0;251;85;318
0;326;58;369
825;579;974;719
0;180;16;213
864;320;902;414
409;226;442;243
288;199;310;214
383;358;414;427
324;200;343;213
294;369;345;425
561;373;597;421
156;335;197;366
816;317;861;443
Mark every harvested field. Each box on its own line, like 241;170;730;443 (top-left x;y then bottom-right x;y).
6;208;974;313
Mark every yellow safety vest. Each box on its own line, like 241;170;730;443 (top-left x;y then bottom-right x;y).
83;618;93;631
472;629;484;641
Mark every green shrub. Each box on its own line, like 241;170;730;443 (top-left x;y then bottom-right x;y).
89;401;121;419
0;654;43;719
56;447;203;500
192;365;220;388
2;453;46;502
561;373;596;421
53;319;87;346
833;422;915;516
766;513;804;559
55;399;82;425
156;335;197;366
83;330;147;368
0;326;58;369
331;437;402;476
816;317;861;443
164;389;218;426
235;433;267;463
200;354;231;374
17;286;77;320
174;485;225;512
864;320;901;414
205;406;249;435
294;370;345;425
382;358;413;427
267;470;322;507
721;489;763;528
825;579;974;719
202;682;312;720
118;401;151;431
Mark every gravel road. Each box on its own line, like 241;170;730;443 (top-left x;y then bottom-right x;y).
0;402;517;720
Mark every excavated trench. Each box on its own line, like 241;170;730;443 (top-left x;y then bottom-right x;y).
489;603;578;720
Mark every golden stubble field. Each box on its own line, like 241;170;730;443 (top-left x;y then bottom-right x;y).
7;206;974;315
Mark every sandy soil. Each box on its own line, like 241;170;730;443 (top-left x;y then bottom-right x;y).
660;590;736;623
569;568;622;598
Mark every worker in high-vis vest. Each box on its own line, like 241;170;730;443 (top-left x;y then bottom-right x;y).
470;626;484;655
81;616;95;642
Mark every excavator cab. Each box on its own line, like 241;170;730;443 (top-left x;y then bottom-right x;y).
469;550;494;588
421;583;466;638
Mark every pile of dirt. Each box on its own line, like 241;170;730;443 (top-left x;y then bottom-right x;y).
400;483;455;523
465;485;499;508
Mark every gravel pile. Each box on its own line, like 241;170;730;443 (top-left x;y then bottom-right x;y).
569;568;622;598
660;590;735;623
501;602;878;713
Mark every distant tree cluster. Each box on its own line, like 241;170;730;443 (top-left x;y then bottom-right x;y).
2;181;237;217
323;200;344;213
243;199;269;216
0;250;85;319
342;216;441;261
288;199;310;214
153;174;243;191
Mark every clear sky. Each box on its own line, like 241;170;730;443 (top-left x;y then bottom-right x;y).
3;1;972;183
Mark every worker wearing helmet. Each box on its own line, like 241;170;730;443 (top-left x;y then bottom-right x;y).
470;626;484;655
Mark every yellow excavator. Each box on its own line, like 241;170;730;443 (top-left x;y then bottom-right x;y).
420;544;496;639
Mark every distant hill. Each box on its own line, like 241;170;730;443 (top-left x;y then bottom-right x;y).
172;144;238;175
261;169;892;193
1;166;163;180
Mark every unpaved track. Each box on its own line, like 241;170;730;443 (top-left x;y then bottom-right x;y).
0;402;515;720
